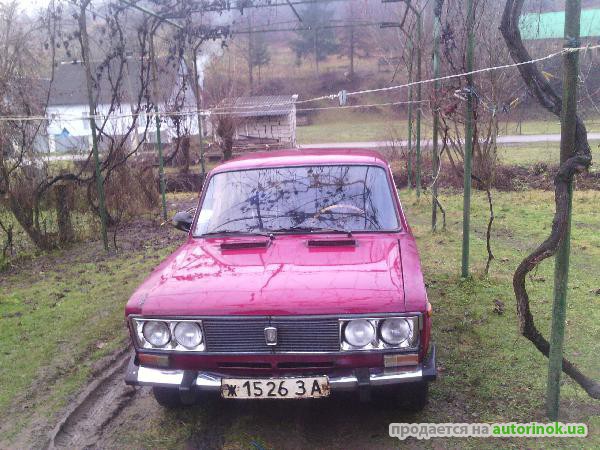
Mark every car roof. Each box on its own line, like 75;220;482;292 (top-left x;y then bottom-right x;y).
211;148;390;173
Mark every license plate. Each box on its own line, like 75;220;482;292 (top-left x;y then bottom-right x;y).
221;376;329;399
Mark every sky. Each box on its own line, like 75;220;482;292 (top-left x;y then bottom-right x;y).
10;0;51;15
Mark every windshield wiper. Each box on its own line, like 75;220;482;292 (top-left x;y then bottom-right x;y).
268;226;353;236
200;229;274;239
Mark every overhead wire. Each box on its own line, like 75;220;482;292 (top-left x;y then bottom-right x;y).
1;43;599;123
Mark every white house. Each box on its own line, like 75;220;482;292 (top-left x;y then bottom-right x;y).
46;57;201;153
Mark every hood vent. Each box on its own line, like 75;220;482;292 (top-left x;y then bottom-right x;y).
220;240;271;250
307;238;357;247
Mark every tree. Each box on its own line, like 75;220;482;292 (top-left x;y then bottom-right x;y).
500;0;599;399
251;31;270;85
242;12;270;92
291;3;337;74
337;1;373;80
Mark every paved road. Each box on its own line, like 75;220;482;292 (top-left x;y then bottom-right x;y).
299;132;600;149
40;133;600;161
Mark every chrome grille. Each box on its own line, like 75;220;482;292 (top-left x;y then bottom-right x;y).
202;317;340;353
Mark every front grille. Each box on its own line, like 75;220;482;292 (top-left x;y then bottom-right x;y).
202;317;340;353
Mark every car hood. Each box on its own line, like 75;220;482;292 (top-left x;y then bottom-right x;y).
126;234;418;316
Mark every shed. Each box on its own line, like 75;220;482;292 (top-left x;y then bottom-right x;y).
215;95;298;151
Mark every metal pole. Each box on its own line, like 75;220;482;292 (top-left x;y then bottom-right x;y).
461;0;475;277
150;35;168;221
190;46;206;177
547;0;581;421
407;44;413;190
415;13;422;199
154;105;168;221
79;2;109;252
431;0;442;231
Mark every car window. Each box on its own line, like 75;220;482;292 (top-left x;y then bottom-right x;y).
194;165;400;235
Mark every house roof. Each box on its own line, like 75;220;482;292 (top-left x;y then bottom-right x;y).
48;57;185;107
217;95;298;118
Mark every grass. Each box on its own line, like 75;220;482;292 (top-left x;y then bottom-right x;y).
296;109;600;145
0;199;186;445
498;141;600;168
500;119;600;135
297;110;429;144
1;189;598;448
109;189;598;449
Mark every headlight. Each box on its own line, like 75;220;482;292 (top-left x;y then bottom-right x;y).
344;319;375;347
142;321;170;347
380;318;412;345
174;322;203;349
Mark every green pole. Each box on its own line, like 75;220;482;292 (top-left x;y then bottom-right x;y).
150;35;168;222
415;14;422;199
546;0;581;421
461;0;475;277
191;46;206;178
431;0;442;231
407;44;413;190
155;105;168;221
90;118;109;251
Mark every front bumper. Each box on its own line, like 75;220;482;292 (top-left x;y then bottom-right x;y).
125;345;437;392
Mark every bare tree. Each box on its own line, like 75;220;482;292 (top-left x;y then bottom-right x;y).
500;0;598;399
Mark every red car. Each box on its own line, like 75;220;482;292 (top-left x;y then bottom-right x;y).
125;149;436;410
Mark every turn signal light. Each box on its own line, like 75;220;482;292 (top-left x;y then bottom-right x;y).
139;353;170;368
384;353;419;368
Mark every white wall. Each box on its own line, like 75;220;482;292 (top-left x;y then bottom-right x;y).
46;102;200;151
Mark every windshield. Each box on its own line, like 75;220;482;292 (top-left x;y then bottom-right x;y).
194;165;400;236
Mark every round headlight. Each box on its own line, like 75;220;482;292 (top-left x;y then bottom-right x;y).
380;318;412;345
344;319;375;347
142;321;171;347
174;322;203;349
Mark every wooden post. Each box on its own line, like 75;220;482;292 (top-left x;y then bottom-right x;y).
547;0;581;420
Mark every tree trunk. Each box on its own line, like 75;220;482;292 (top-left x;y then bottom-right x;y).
55;183;74;245
500;0;599;400
349;25;355;80
181;136;190;174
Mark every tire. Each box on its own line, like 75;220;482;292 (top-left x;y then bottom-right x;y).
152;387;195;408
374;382;429;412
402;381;429;412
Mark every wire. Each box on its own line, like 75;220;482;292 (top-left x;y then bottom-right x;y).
1;43;599;122
0;99;427;122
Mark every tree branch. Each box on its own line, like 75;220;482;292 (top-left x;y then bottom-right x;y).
500;0;598;399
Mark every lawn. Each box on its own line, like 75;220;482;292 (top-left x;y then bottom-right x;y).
0;198;187;444
1;189;598;448
107;189;599;449
297;109;435;144
498;141;600;168
296;110;600;145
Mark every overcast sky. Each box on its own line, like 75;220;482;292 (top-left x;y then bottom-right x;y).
14;0;51;14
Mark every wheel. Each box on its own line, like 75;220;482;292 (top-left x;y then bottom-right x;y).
401;382;429;412
374;382;429;412
152;387;196;408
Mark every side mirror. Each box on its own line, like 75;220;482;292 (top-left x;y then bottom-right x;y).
172;211;193;232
